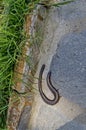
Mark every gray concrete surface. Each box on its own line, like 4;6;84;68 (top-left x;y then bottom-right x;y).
28;0;86;130
17;106;31;130
50;31;86;108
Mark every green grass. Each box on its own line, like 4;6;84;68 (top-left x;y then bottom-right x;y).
0;0;74;129
0;0;33;128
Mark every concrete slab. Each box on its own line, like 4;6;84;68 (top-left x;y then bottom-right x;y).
50;31;86;108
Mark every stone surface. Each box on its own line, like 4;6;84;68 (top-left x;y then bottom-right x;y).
17;106;31;130
28;0;86;130
50;31;86;108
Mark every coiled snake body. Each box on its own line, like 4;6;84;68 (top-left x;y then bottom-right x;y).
38;64;60;105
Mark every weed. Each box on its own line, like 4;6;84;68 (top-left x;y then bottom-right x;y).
0;0;29;128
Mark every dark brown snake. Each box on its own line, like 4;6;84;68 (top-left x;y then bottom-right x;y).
38;64;60;105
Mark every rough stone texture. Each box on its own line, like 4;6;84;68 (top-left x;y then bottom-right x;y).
50;31;86;108
17;106;31;130
28;0;86;130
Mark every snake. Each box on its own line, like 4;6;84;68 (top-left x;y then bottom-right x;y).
38;64;60;105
